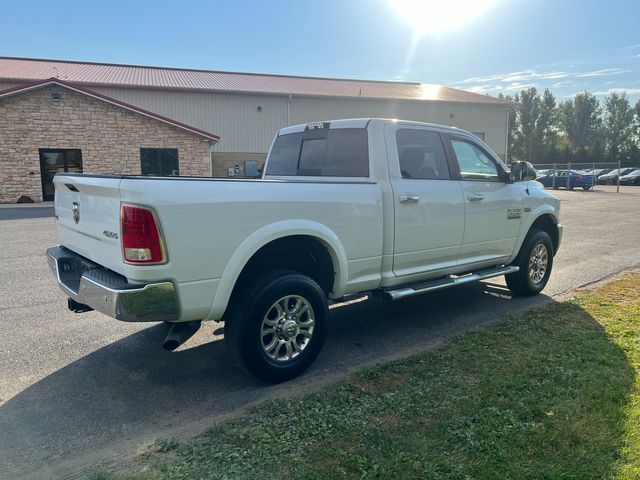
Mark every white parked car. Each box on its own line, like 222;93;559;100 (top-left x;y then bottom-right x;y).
47;119;562;381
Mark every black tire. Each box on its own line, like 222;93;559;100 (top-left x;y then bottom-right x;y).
224;270;328;383
506;229;554;297
582;185;592;191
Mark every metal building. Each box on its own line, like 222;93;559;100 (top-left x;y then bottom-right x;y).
0;56;511;179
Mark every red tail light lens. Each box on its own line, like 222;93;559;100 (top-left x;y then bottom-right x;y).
121;205;165;263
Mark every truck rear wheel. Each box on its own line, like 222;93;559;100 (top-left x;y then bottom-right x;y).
224;270;328;382
506;229;554;297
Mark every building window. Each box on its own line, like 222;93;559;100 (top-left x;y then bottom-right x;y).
140;148;179;176
39;149;83;201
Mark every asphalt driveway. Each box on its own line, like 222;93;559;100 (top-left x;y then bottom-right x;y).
0;186;639;479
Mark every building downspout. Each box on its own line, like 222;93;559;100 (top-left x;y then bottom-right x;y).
208;141;215;176
287;94;292;126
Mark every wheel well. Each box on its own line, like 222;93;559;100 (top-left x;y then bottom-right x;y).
231;235;336;301
530;214;559;254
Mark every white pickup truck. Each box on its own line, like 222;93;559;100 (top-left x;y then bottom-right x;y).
47;118;562;381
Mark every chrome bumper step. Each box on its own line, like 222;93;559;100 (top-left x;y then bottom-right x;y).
383;265;520;301
47;246;179;322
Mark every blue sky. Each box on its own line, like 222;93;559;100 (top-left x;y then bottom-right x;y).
3;0;640;103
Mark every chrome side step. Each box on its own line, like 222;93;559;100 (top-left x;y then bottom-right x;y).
383;265;520;301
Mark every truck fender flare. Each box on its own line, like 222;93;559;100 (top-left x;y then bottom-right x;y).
508;206;558;264
206;220;348;321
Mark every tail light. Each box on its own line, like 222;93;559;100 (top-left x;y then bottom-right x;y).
121;205;166;264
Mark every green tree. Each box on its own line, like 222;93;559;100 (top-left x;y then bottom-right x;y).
634;99;640;141
559;92;602;150
512;87;557;164
498;92;518;163
603;93;635;165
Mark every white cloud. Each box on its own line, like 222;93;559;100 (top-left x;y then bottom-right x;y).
574;68;629;78
503;82;537;91
455;67;628;86
592;87;640;96
468;84;496;93
501;71;569;82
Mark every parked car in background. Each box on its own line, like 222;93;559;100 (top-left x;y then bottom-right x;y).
535;168;549;177
619;169;640;185
598;168;637;184
583;168;612;178
537;170;596;190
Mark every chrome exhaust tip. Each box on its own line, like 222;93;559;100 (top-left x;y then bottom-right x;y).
162;321;201;351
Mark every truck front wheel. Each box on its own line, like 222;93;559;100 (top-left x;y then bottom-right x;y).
224;270;328;382
506;229;554;297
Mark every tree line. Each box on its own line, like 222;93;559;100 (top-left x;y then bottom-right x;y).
498;88;640;167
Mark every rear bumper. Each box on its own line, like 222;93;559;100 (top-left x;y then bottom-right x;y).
46;246;179;322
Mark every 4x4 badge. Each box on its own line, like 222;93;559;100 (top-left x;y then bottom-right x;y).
507;208;522;219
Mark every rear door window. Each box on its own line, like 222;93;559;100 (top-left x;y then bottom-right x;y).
266;128;369;177
265;133;302;175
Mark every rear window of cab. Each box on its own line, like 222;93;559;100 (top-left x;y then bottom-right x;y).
266;128;369;177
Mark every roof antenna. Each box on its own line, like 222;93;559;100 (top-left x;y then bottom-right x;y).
52;66;59;78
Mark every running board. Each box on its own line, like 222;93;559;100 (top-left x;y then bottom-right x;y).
383;265;520;301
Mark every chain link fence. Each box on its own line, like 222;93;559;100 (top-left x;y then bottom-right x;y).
531;160;639;193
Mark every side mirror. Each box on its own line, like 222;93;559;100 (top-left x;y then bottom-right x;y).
510;161;537;182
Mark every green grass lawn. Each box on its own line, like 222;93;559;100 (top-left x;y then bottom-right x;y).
98;272;640;480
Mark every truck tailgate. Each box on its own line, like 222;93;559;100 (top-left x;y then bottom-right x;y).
54;174;125;274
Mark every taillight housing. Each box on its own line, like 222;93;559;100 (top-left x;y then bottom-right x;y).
121;205;166;264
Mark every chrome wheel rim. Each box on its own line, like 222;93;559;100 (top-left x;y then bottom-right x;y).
260;295;315;362
528;243;548;284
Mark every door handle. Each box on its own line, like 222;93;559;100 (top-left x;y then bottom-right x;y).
467;194;484;201
399;195;420;203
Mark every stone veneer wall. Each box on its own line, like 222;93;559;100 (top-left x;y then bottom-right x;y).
0;85;212;203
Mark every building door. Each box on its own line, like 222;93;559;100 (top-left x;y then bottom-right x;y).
39;149;83;201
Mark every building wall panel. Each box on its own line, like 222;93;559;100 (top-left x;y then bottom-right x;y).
87;87;508;157
91;87;288;153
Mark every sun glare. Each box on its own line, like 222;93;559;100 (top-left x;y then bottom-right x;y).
390;0;497;35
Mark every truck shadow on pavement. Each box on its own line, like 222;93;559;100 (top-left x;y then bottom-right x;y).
4;281;630;478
